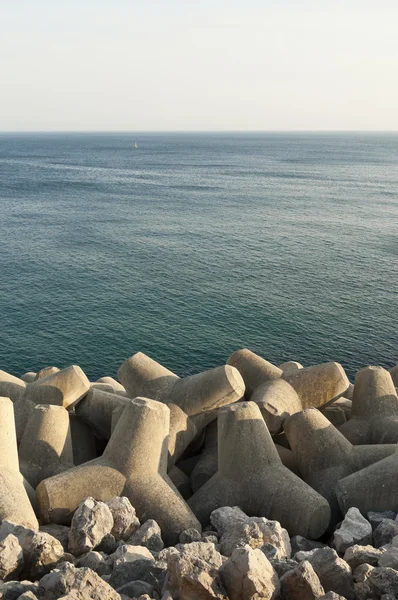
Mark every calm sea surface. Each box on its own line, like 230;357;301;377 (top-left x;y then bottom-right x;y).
0;132;397;381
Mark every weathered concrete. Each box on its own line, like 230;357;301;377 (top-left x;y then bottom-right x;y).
26;366;90;410
89;383;115;394
190;420;218;492
96;377;126;393
36;398;201;545
118;351;245;415
282;362;350;409
75;388;130;440
69;414;97;466
19;405;74;489
0;398;38;529
188;402;331;538
34;367;60;381
389;364;398;387
227;349;282;397
284;408;396;524
0;372;30;440
279;361;303;373
336;449;398;516
21;373;37;383
251;378;302;435
168;404;215;469
339;366;398;444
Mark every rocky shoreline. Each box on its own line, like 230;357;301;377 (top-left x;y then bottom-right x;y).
0;350;397;599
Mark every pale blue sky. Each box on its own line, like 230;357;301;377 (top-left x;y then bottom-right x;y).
1;0;397;131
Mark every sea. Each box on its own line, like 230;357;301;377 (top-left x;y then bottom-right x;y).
0;132;397;382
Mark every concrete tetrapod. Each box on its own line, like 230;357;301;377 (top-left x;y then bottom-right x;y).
188;401;331;538
282;362;350;409
19;404;74;489
227;349;282;397
0;397;38;529
336;449;398;516
118;352;245;415
339;366;398;444
284;408;397;525
25;365;90;409
75;388;130;440
36;398;201;545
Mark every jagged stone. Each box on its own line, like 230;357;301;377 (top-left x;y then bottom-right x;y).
305;547;355;600
378;546;398;569
96;533;117;555
75;551;112;576
280;560;325;599
20;531;65;579
290;536;326;555
270;558;298;578
333;508;372;553
0;534;23;581
210;506;291;558
113;544;154;566
353;564;398;599
39;525;70;552
0;581;39;600
179;529;202;544
16;592;39;600
68;498;114;556
167;541;227;600
343;545;384;570
219;545;279;600
373;520;398;548
105;497;140;541
318;594;347;600
115;581;156;597
261;543;279;560
108;553;166;594
367;512;396;531
127;520;164;553
37;563;120;600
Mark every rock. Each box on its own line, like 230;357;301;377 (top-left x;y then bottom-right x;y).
68;498;114;556
167;541;227;600
37;563;121;600
105;497;140;541
290;536;326;555
333;508;372;553
318;594;347;600
127;520;164;553
96;534;117;555
0;534;23;581
219;545;279;600
16;593;38;600
210;506;291;558
294;550;317;563
373;519;398;548
179;529;202;544
353;564;398;598
0;581;39;600
280;560;325;599
367;512;396;531
270;558;298;578
108;546;165;593
378;546;398;569
306;548;355;600
75;552;112;576
343;545;384;570
39;525;70;552
113;544;154;567
261;543;279;560
20;531;65;579
156;547;179;564
115;581;156;597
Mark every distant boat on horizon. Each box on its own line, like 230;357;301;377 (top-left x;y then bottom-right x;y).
134;141;138;148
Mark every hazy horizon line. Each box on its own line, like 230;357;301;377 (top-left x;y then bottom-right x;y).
1;129;398;135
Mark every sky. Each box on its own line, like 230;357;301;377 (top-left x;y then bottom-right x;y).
1;0;398;131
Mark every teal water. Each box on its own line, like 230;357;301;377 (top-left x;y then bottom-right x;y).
0;132;397;381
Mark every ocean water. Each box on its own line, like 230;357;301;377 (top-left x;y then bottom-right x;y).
0;132;397;382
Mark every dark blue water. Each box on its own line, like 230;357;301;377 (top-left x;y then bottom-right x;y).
0;132;397;381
